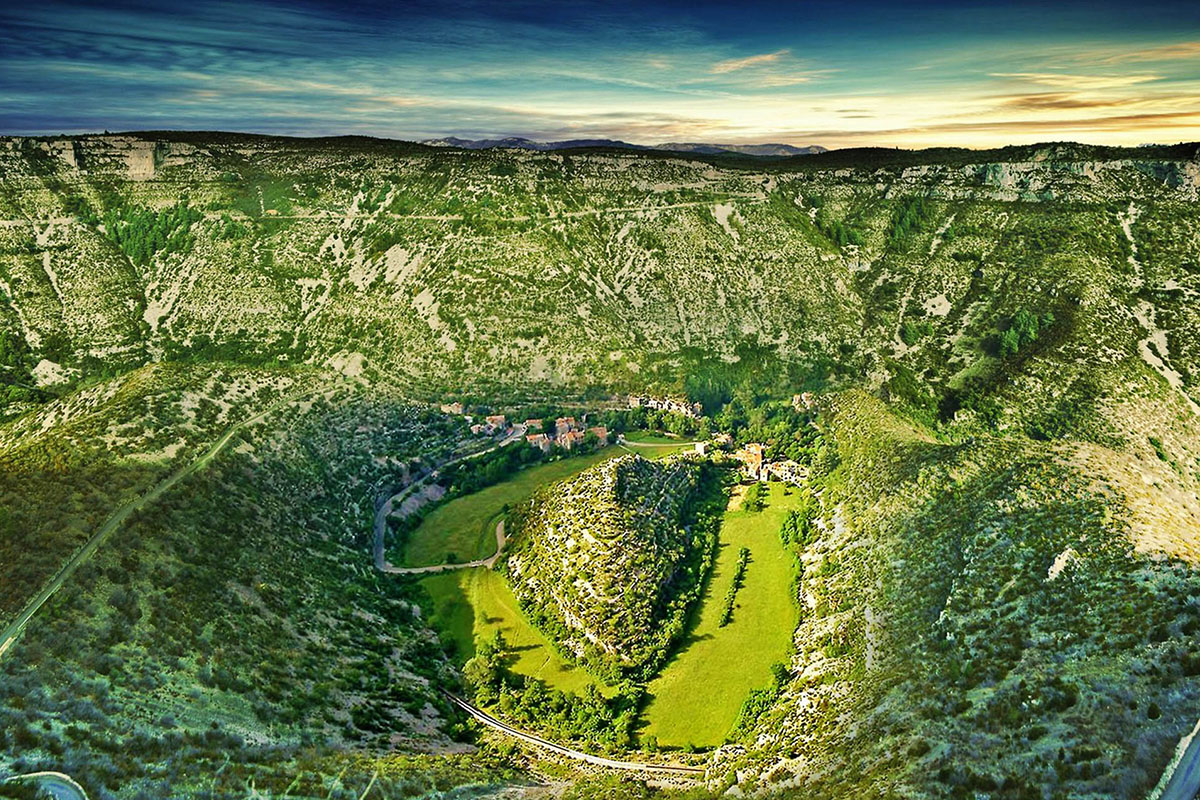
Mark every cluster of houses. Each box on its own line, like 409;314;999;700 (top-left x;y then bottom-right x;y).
439;403;516;437
525;416;609;454
440;398;808;485
627;395;704;419
731;441;809;486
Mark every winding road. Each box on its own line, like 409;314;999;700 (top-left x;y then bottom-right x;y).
2;771;90;800
443;692;704;776
372;426;524;575
1152;717;1200;800
0;386;327;663
382;519;507;575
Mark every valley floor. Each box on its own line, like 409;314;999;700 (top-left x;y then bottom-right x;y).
413;461;800;750
421;568;609;696
641;481;800;747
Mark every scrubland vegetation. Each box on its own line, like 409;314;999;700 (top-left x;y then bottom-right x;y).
0;380;480;796
504;455;724;680
1;134;1199;798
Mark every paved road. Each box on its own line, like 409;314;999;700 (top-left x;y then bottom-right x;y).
0;387;327;662
383;519;507;575
443;692;704;776
3;771;89;800
1154;717;1200;800
372;427;524;574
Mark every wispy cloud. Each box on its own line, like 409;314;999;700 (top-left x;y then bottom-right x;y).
710;49;790;73
992;91;1196;111
990;72;1163;89
1080;40;1200;64
2;0;1199;148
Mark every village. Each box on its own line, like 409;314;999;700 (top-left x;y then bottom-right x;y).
439;401;611;454
438;395;809;487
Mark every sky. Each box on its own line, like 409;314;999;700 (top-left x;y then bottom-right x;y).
2;0;1199;149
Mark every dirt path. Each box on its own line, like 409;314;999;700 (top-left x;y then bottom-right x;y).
0;386;330;662
381;519;507;575
443;692;705;776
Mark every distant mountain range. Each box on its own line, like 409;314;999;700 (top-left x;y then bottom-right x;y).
421;136;826;157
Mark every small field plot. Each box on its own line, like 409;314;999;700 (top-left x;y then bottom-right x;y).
640;481;800;748
420;568;608;695
618;431;699;460
398;449;622;567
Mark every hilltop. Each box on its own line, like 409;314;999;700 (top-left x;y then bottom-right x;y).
420;135;826;156
504;454;719;677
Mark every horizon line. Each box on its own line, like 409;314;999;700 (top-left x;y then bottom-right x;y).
3;128;1195;154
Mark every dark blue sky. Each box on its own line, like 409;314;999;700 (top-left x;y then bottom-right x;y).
2;0;1198;146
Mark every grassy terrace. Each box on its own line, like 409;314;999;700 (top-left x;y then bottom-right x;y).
398;433;698;568
640;481;801;748
420;568;610;695
397;449;624;567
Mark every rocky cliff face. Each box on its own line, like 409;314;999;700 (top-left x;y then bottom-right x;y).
0;134;1196;408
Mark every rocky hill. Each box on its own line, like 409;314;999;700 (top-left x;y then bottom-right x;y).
504;454;717;676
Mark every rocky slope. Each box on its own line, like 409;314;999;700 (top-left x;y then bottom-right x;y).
1;133;1196;412
712;390;1200;799
504;454;715;676
2;133;1200;797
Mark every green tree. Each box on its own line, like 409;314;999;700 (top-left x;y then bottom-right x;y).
742;482;763;512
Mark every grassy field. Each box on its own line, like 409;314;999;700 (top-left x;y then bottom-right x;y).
639;481;801;748
420;568;607;694
398;449;624;567
400;435;695;567
617;431;699;460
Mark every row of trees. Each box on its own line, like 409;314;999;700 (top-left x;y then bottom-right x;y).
718;547;751;627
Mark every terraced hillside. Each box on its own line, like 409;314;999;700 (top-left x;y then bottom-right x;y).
504;454;718;677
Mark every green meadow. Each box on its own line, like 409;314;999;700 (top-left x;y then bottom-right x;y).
399;435;696;567
640;481;801;748
420;568;608;694
398;449;624;567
